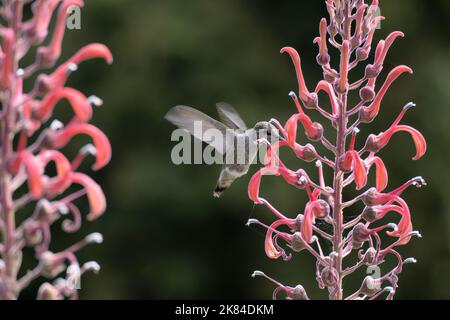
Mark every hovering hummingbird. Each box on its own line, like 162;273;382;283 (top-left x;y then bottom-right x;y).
165;102;280;197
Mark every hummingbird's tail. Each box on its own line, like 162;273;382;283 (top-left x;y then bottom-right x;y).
213;185;227;198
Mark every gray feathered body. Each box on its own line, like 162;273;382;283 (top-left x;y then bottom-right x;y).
165;103;278;197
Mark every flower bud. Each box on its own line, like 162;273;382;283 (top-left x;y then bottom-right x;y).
327;23;338;37
37;282;63;300
359;276;381;297
362;187;381;206
358;107;376;123
362;247;377;265
364;64;383;79
311;199;330;219
356;47;370;61
352;223;371;245
23;219;43;247
304;93;318;110
306;122;324;141
292;285;309;300
316;53;330;66
362;206;378;222
321;266;339;287
359;85;375;102
299;144;317;162
290;232;305;252
40;251;65;278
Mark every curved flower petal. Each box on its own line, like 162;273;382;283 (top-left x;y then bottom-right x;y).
1;29;14;89
341;151;367;190
248;167;278;204
38;149;72;196
48;123;112;170
365;155;388;192
37;0;84;65
33;87;92;122
375;31;404;66
314;80;338;115
386;197;412;245
37;43;113;92
264;219;295;259
70;172;106;220
301;203;314;243
26;0;62;42
364;65;413;119
285;113;323;142
371;125;426;160
280;47;315;107
16;151;43;199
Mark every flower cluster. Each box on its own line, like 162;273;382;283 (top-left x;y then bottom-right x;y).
0;0;112;299
248;0;426;300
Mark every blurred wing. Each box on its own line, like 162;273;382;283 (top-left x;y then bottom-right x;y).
216;102;248;131
165;105;233;154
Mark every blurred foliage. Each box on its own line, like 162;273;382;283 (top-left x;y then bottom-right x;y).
25;0;449;299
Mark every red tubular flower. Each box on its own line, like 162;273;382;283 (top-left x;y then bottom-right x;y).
70;172;106;221
385;197;412;245
16;151;44;199
285;113;323;142
33;87;93;123
37;149;72;196
48;123;112;170
301;205;314;244
354;4;368;39
314;80;339;116
365;155;388;192
338;40;350;93
36;43;113;93
374;31;404;67
281;47;317;108
314;18;330;65
340;150;367;190
365;104;426;160
248;165;306;204
360;65;413;122
37;0;85;67
264;218;297;260
1;28;14;89
300;188;329;243
26;0;62;42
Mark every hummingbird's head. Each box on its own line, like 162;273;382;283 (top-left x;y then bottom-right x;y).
253;121;281;143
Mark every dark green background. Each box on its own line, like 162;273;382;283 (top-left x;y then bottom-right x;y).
23;0;450;299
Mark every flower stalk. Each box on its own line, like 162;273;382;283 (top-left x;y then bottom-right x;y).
0;0;112;299
249;0;426;300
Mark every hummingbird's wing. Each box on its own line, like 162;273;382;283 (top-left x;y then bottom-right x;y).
165;105;234;155
216;102;248;131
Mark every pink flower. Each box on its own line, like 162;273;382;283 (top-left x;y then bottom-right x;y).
1;28;14;89
37;149;72;196
281;47;317;108
70;172;106;220
36;0;85;67
285;113;323;142
48;123;112;170
33;87;93;123
35;43;113;93
360;65;413;122
365;155;388;192
365;103;426;160
14;151;44;199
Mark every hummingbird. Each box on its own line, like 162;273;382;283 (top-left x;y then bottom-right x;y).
165;102;280;198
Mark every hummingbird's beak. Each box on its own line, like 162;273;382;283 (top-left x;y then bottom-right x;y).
269;119;286;142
